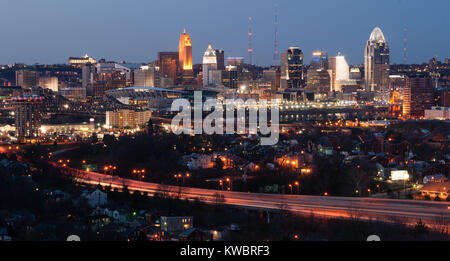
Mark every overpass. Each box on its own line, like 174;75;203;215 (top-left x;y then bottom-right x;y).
53;163;450;226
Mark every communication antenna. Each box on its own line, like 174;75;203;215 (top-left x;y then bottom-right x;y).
273;4;279;64
403;26;407;64
248;17;253;65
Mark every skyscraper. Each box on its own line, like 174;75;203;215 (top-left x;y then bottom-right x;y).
158;52;179;80
215;49;225;71
329;54;350;92
364;27;390;92
134;65;160;87
12;95;43;142
307;51;330;94
286;47;304;88
202;44;218;87
280;52;288;90
310;51;328;70
178;29;193;79
403;77;435;119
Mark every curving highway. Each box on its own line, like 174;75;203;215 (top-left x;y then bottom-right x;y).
55;163;450;226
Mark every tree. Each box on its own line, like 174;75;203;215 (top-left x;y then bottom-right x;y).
102;134;116;147
214;157;224;170
147;118;154;135
91;133;99;144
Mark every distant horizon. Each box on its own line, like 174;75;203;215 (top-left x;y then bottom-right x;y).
0;0;449;66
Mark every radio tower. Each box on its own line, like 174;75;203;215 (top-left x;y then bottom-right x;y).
248;17;253;65
273;4;279;64
403;26;408;64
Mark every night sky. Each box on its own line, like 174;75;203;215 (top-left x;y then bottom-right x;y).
0;0;448;66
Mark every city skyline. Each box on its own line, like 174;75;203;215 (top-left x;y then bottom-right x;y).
0;0;449;66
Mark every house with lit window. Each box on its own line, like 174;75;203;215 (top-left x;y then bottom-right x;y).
160;216;193;232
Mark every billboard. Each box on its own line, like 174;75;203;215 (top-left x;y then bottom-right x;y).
391;170;409;181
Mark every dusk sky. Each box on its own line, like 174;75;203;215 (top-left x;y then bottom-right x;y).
0;0;448;66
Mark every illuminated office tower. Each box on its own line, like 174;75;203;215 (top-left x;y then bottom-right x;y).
134;65;160;87
286;47;304;88
329;54;349;92
307;51;330;94
310;51;328;70
403;77;435;119
158;52;179;80
202;44;218;87
222;65;239;89
178;29;193;80
364;27;390;92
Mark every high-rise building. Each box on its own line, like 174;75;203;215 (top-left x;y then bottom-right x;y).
12;95;43;142
307;51;330;94
38;76;58;92
82;63;95;96
106;109;151;129
364;27;390;92
329;54;350;92
134;65;160;87
263;68;281;90
280;52;288;90
178;29;193;80
286;47;304;88
16;70;39;89
222;65;239;89
310;51;328;70
306;69;331;94
202;44;218;87
403;77;435;118
158;52;179;80
215;49;225;71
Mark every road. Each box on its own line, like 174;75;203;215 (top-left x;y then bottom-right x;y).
55;163;450;226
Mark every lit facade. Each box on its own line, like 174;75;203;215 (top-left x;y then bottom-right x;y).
178;29;193;72
310;51;328;70
12;95;43;142
364;27;390;92
202;44;218;87
106;109;151;129
286;47;304;88
158;52;179;80
38;76;58;92
329;54;350;92
68;54;96;66
403;77;435;118
134;66;160;87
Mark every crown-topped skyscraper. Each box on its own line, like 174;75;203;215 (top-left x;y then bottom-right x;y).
179;29;193;82
364;27;390;92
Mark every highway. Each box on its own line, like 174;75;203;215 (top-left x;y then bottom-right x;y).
55;163;450;225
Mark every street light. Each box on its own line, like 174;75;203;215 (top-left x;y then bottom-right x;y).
294;181;300;194
133;169;146;181
226;177;232;191
288;184;293;194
